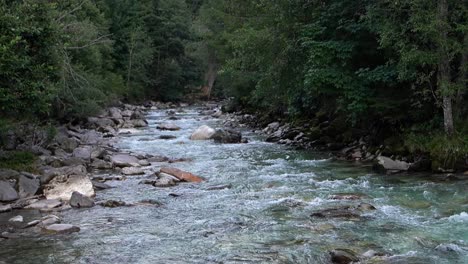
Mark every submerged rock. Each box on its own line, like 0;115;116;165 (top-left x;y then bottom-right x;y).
99;200;127;208
206;184;232;190
160;167;204;183
44;174;95;201
190;125;216;140
8;215;23;223
156;123;181;131
25;199;62;210
329;249;359;264
42;224;80;234
70;191;94;208
159;135;177;140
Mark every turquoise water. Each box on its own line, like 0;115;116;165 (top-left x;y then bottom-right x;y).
1;107;467;263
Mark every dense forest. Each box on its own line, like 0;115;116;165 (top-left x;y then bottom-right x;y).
0;0;467;171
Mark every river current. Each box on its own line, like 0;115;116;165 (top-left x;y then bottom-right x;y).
1;106;467;263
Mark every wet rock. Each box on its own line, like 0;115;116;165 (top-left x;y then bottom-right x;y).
99;200;126;208
92;181;113;190
168;158;192;163
40;215;61;226
111;154;140;167
329;193;366;200
136;199;163;206
138;160;150;166
148;155;170;163
90;159;113;170
0;204;12;213
25;199;62;210
153;173;178;187
131;119;148;128
70;191;94;208
357;203;377;211
206;184;232;190
44;174;95;201
310;207;361;219
0;181;19;202
157;123;181;131
159;135;177;140
121;167;145;176
17;175;40;198
330;249;359;264
190;125;216;140
373;156;410;173
42;224;80;234
212;129;242;144
160;167;204;183
8;215;23;223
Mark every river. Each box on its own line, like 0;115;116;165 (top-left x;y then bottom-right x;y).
1;106;467;263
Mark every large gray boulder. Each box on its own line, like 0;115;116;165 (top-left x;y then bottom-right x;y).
70;191;94;208
212;129;242;144
18;175;40;198
373;156;410;173
0;181;19;202
72;146;103;160
44;174;95;201
111;154;139;167
190;125;216;140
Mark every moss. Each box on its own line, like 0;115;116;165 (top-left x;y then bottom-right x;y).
0;151;38;173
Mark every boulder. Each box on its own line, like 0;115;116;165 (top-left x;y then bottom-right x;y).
92;181;113;190
44;175;95;201
40;215;61;226
111;154;140;167
212;129;242;144
160;167;204;183
40;165;87;184
72;146;103;160
156;123;181;131
25;199;62;210
159;135;177;140
9;215;23;223
0;204;12;213
373;156;410;173
0;181;19;202
42;224;80;234
121;167;145;176
58;137;80;153
99;200;126;208
90;159;113;170
70;191;94;208
0;169;21;181
190;125;216;140
153;173;179;187
108;107;122;119
17;175;40;198
132;119;148;128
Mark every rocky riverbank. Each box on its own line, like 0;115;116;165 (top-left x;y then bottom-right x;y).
220;108;468;176
0;101;220;240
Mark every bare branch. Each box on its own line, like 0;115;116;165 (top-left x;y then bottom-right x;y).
65;34;113;50
56;1;86;22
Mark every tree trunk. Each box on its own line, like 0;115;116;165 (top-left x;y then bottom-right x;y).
455;33;468;117
202;50;218;99
438;0;454;136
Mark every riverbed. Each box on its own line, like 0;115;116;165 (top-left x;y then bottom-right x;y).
1;106;467;263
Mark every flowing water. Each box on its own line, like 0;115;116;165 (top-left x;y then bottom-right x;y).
1;106;468;263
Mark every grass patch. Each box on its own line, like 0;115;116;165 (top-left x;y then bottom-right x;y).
0;151;38;173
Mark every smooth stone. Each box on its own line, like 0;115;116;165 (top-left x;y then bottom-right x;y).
8;215;23;223
190;125;216;140
111;154;140;167
153;173;178;187
121;167;145;176
70;191;94;208
0;181;19;202
212;129;242;143
160;167;204;183
42;224;80;234
40;215;61;226
330;249;359;264
25;199;62;210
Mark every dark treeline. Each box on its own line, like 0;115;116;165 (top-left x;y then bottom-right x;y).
0;0;200;120
0;0;467;170
195;0;467;171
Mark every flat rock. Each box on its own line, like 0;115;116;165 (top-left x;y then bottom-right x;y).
111;154;140;167
44;174;95;201
121;167;145;176
0;181;19;202
190;125;216;140
153;173;178;187
92;181;113;190
373;156;410;173
40;215;61;226
0;204;12;213
91;159;113;170
26;199;62;210
42;224;80;234
160;167;204;183
156;123;181;131
70;191;94;208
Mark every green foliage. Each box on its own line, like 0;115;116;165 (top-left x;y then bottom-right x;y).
0;151;37;173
